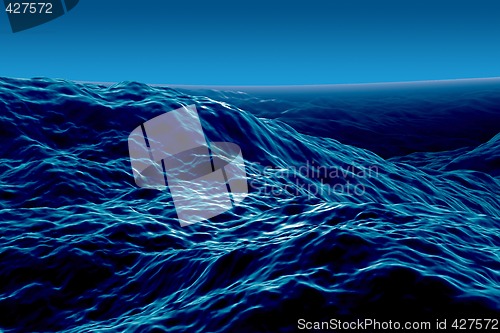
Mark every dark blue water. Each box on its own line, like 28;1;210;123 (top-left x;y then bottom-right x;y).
0;77;499;332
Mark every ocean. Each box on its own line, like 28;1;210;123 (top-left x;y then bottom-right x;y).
0;77;499;332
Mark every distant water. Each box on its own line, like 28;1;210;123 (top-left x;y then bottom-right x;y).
0;77;499;333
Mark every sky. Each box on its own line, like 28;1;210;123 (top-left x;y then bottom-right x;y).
1;0;500;85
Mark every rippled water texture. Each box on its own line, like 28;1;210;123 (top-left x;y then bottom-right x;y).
0;77;499;332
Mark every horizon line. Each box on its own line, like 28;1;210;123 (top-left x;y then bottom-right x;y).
70;76;500;89
157;77;500;90
2;76;500;90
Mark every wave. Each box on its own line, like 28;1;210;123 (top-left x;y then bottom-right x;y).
0;77;499;332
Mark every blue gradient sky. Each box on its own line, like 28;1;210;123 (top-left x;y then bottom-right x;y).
1;0;500;85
